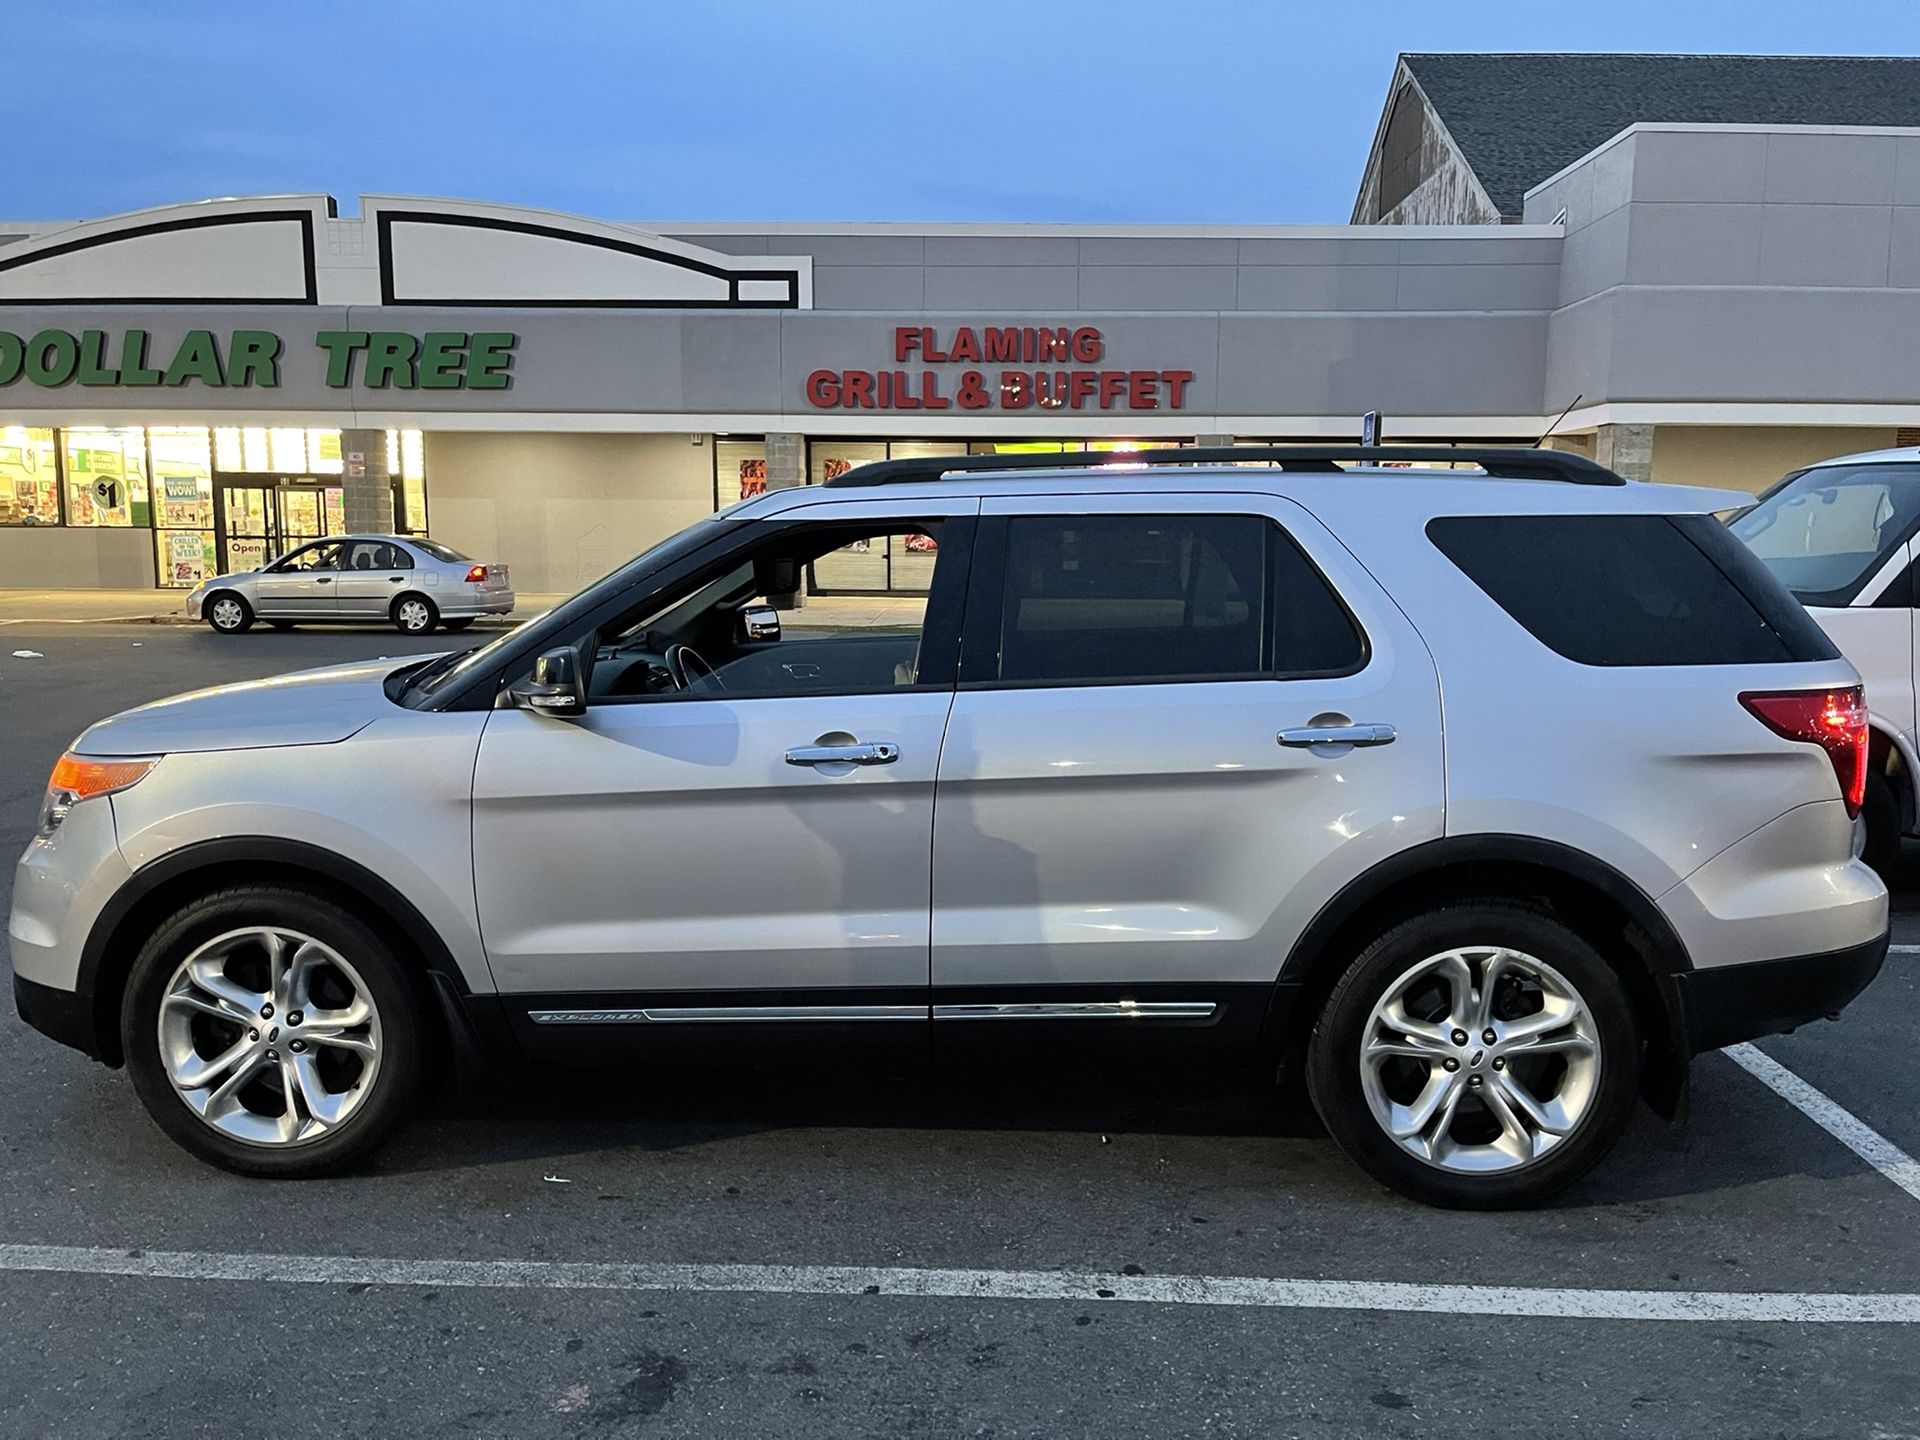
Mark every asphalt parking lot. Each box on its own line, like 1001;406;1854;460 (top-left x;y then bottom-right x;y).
2;624;1919;1437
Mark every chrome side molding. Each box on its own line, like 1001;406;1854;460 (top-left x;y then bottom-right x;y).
528;1004;927;1024
931;1001;1217;1021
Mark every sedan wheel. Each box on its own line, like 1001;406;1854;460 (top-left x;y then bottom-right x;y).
207;593;252;634
393;596;437;635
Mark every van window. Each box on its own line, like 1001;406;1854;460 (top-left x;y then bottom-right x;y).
988;514;1363;685
1429;514;1839;666
1730;464;1920;607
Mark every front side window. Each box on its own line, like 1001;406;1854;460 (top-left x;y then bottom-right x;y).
981;514;1363;685
1729;463;1920;607
274;541;345;573
586;518;964;702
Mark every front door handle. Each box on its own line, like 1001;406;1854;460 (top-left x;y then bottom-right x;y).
314;577;334;585
786;742;900;767
1278;723;1396;748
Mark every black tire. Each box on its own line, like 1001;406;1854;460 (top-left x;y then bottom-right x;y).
441;617;475;632
204;591;253;634
392;593;438;635
121;886;428;1177
1305;901;1640;1209
267;620;296;632
1860;769;1901;879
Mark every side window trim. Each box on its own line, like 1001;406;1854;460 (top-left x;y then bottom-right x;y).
958;507;1369;691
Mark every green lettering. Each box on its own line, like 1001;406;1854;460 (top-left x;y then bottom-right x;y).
0;332;22;386
467;331;516;390
161;330;225;387
25;329;79;386
118;330;163;385
76;329;120;385
315;330;370;387
228;330;281;387
364;331;419;389
418;331;468;389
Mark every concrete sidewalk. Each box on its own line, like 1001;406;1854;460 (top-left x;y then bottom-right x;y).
0;588;926;628
0;588;566;626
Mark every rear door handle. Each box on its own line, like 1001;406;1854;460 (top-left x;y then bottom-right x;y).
786;742;900;767
1278;723;1396;748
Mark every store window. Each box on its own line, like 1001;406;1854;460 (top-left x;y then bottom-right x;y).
213;426;345;476
150;428;215;588
0;426;59;525
800;439;1184;593
386;429;427;532
62;427;148;527
714;437;768;507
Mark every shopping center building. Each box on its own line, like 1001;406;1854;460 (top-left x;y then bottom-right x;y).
3;52;1919;593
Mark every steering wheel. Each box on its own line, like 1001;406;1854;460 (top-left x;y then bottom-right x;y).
663;643;725;692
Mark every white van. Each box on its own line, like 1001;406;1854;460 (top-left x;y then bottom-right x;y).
1731;447;1920;871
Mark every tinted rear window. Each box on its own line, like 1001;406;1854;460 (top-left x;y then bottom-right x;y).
412;538;472;563
1428;514;1839;666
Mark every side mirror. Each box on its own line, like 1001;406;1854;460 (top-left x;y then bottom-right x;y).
510;645;588;718
740;604;781;642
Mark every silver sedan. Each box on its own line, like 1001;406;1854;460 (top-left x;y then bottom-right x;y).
186;534;514;635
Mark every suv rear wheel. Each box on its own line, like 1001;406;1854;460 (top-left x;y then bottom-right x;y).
1306;902;1639;1208
121;886;426;1177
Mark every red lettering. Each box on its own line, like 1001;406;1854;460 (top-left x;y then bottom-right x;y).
984;327;1019;363
921;371;952;409
887;370;913;408
1162;369;1193;408
1098;371;1127;409
894;328;919;363
949;326;980;363
1069;371;1098;408
805;369;840;407
1000;371;1030;409
923;329;948;363
1127;371;1159;409
1071;327;1103;363
844;371;875;408
1041;328;1071;363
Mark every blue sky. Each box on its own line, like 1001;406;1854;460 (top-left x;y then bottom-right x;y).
14;0;1920;223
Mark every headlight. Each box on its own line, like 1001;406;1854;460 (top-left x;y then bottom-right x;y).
38;753;157;838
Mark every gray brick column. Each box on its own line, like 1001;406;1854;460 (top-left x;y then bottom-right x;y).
763;433;806;607
1594;423;1655;482
339;428;393;533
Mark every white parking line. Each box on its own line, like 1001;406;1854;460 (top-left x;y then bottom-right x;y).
1726;1043;1920;1205
0;1242;1917;1322
1887;944;1920;956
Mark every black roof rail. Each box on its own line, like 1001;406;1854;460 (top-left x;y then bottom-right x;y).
820;445;1627;489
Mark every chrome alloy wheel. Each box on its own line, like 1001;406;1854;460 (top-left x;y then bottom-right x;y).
396;598;432;632
1359;946;1600;1174
157;927;384;1147
209;596;245;631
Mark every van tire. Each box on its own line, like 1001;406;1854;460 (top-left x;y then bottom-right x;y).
1306;901;1640;1209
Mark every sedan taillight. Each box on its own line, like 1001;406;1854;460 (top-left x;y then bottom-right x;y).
465;565;488;583
1739;685;1869;818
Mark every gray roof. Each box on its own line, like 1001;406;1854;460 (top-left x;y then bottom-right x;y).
1402;53;1920;216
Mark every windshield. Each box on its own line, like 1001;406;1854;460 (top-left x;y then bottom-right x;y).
1729;463;1920;605
402;514;741;706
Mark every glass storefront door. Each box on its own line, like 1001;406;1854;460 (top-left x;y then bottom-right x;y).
215;479;346;574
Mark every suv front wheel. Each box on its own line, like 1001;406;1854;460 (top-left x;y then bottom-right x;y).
122;886;426;1176
1306;902;1639;1209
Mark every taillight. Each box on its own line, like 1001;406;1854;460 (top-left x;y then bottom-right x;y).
465;565;488;583
1739;685;1869;818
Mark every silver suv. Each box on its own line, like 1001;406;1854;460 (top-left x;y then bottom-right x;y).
9;447;1890;1208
